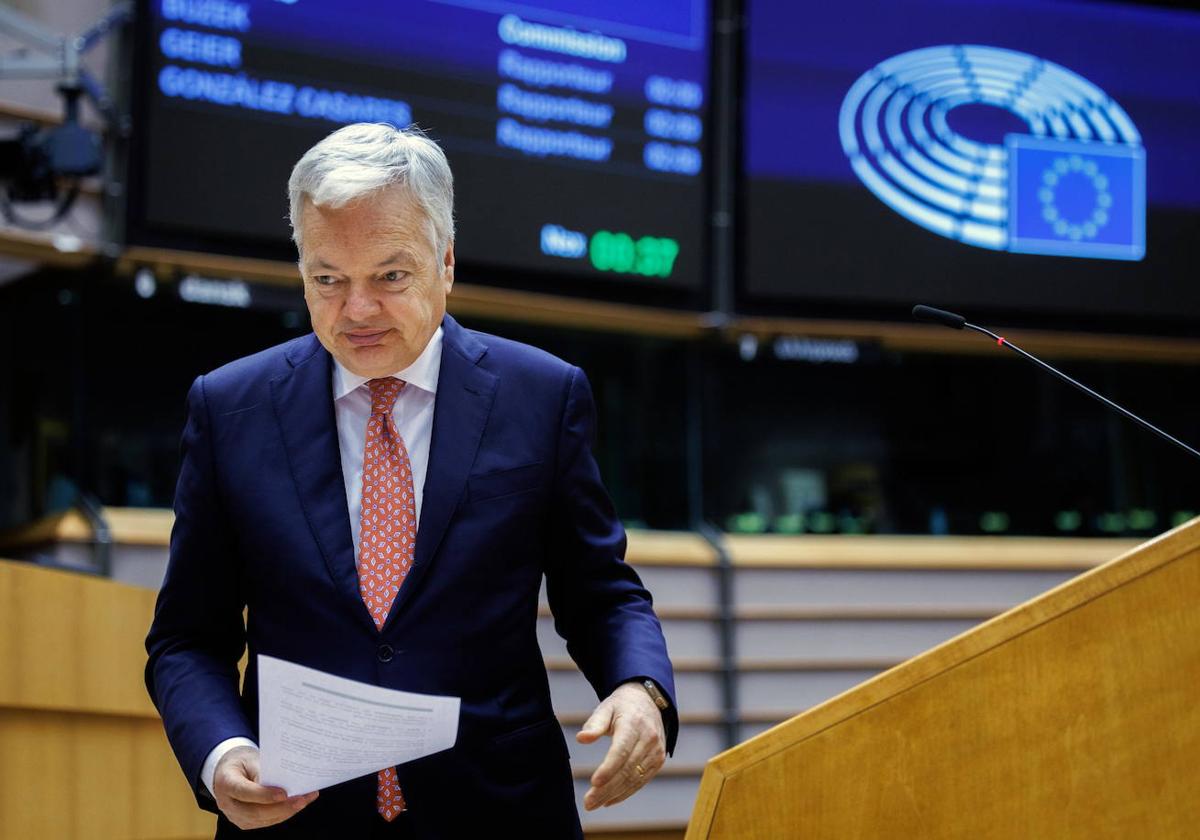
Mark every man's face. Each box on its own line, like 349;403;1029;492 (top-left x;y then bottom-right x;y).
299;185;454;378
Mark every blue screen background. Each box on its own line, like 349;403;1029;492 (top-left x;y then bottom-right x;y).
745;0;1200;209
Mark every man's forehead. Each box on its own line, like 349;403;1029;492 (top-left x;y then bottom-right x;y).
298;188;439;266
305;246;422;271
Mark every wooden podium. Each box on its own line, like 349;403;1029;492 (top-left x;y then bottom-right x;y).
686;519;1200;839
0;560;214;840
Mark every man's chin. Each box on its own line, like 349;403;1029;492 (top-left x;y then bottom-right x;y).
333;343;402;378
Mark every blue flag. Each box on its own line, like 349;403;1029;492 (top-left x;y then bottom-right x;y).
1007;134;1145;260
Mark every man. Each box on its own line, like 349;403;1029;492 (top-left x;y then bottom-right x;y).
145;123;677;838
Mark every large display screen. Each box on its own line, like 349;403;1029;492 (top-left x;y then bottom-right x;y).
128;0;710;299
743;0;1200;328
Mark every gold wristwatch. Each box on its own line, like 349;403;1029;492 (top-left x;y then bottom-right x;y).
640;679;670;711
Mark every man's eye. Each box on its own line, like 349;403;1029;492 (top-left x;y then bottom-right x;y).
382;271;408;282
313;275;338;286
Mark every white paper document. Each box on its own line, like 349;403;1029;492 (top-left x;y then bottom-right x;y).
257;654;461;795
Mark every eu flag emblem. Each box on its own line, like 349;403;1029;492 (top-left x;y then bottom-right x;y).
1007;134;1145;260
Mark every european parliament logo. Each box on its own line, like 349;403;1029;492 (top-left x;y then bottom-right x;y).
839;45;1146;261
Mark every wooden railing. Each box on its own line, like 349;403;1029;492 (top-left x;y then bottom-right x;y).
5;222;1200;360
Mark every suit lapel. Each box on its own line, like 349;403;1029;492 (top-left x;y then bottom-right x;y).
384;315;497;627
270;335;374;633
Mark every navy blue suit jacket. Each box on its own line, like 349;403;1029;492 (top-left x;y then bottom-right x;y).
145;315;677;838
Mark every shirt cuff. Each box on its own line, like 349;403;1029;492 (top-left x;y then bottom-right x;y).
201;736;259;797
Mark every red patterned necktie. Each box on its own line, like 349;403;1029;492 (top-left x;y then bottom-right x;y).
358;376;415;821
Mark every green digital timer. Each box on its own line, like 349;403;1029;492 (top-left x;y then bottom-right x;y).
588;230;680;278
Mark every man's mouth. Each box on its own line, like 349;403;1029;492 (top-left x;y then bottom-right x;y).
345;329;389;346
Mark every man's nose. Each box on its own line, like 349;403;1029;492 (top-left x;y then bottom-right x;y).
344;283;382;319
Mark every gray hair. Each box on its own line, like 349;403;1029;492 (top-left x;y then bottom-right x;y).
287;123;455;256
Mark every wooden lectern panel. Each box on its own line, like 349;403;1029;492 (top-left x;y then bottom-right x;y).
0;560;215;840
688;520;1200;839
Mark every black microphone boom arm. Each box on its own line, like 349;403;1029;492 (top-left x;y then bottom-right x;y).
912;304;1200;463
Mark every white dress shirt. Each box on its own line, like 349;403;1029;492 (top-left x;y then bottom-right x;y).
200;327;444;796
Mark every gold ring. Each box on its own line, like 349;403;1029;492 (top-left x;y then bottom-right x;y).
634;763;646;777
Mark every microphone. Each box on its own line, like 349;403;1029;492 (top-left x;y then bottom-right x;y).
912;304;966;330
911;304;1200;462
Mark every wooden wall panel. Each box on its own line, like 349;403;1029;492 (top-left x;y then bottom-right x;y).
0;708;215;839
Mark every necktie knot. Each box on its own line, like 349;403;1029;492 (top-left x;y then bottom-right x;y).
367;377;405;416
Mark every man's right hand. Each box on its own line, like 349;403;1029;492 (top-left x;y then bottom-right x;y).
212;745;319;830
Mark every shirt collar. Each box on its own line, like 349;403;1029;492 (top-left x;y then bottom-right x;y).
332;326;443;402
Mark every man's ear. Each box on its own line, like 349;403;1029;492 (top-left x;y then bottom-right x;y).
442;241;455;292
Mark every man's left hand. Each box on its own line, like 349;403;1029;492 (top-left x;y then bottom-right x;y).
577;681;666;810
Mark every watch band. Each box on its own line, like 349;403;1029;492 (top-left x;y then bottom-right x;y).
641;679;670;711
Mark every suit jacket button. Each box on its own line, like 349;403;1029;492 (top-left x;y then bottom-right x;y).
377;643;394;663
